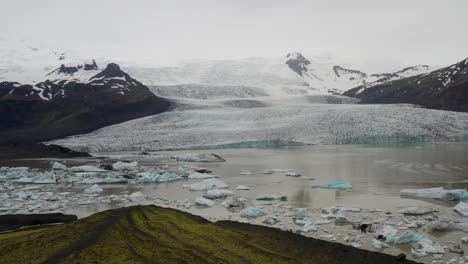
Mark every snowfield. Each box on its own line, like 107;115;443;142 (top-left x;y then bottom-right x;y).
50;97;468;152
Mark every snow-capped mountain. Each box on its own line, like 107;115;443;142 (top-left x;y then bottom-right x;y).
0;63;170;144
284;52;439;94
344;57;468;112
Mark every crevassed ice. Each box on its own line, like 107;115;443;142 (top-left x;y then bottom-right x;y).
49;102;468;152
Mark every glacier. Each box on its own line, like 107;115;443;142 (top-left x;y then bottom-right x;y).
49;100;468;152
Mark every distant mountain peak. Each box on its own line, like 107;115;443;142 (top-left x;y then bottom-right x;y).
90;63;126;80
46;60;99;77
285;52;310;76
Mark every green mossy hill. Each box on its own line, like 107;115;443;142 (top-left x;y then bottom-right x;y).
0;205;418;264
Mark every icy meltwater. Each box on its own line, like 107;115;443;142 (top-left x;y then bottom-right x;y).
3;143;468;263
75;142;468;214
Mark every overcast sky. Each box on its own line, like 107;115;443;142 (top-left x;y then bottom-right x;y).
2;0;467;66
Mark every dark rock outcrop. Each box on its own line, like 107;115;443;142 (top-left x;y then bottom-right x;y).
344;58;468;112
0;63;171;144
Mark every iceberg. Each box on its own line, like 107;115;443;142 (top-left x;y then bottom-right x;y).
221;196;246;208
68;165;107;172
189;178;229;191
386;231;425;244
79;176;128;184
255;194;287;201
293;208;309;219
112;161;138;170
374;225;398;239
194;197;215;207
398;206;439;215
235;185;250;190
171;153;225;162
311;181;352;190
84;184;103;194
12;172;57;184
400;187;466;201
240;170;252;175
52;161;68;170
417;238;444;254
188;172;218;179
203;189;233;199
372;239;389;249
284;172;301;177
240;207;266;218
137;172;182;183
410;248;427;258
454;202;468;216
302;222;318;233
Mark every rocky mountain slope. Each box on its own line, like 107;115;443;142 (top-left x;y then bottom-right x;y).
0;205;417;264
344;58;468;112
0;63;170;144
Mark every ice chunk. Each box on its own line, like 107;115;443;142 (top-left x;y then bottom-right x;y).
240;170;252;175
189;178;229;191
258;170;274;174
84;184;103;194
235;185;250;190
417;238;444;254
374;225;398;239
285;172;301;177
398;206;439;215
69;165;107;172
203;189;233;199
240;207;266;218
188;172;218;179
171;153;225;162
79;176;128;184
129;191;143;199
302;222;318;233
454;202;468;216
195;197;215;207
462;237;468;243
293;208;309;219
400;187;466;201
194;168;212;174
311;181;352;190
411;248;427;258
52;161;68;170
12;172;57;184
137;172;182;183
372;239;389;249
221;196;246;208
255;194;287;201
112;161;138;170
262;217;279;225
386;231;425;244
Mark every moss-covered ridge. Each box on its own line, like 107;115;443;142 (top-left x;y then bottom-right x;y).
0;205;417;264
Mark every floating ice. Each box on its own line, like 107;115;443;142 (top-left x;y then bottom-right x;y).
112;161;138;170
293;208;309;219
285;172;301;177
398;206;439;215
454;202;468;216
235;185;250;190
240;170;252;175
189;178;229;191
84;184;103;194
52;161;68;170
12;172;57;184
302;222;318;233
79;176;128;184
171;153;225;162
137;172;182;183
386;231;425;244
221;196;246;208
68;165;107;172
374;225;398;239
411;248;427;258
372;239;389;249
188;172;218;179
262;217;279;225
400;187;466;201
194;197;215;207
417;238;444;254
311;181;352;190
203;189;233;199
240;207;266;218
255;194;287;201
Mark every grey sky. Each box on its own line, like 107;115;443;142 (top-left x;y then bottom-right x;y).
2;0;467;66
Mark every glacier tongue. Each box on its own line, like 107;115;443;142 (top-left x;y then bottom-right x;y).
49;99;468;152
